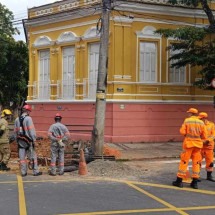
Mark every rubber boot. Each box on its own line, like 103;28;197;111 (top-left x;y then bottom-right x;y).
172;177;183;188
207;171;215;182
0;162;10;171
190;178;198;189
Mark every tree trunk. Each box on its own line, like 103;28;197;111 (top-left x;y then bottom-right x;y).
200;0;215;28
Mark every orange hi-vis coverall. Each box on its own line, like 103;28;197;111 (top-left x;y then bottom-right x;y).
201;120;215;172
177;116;207;179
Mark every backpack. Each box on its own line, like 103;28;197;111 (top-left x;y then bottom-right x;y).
17;116;32;149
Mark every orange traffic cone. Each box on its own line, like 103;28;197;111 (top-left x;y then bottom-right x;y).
182;166;192;183
78;149;88;176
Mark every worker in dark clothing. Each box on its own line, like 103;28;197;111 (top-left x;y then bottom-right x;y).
48;113;70;176
14;105;42;177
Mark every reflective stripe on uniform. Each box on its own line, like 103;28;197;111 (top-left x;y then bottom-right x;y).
186;134;200;139
20;160;26;163
186;120;204;125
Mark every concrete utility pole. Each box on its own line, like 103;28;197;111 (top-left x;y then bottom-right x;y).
92;0;111;155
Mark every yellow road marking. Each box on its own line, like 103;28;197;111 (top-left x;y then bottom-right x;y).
127;182;188;215
1;175;215;215
17;175;27;215
58;206;215;215
181;205;215;210
130;180;215;195
22;177;215;195
57;208;179;215
0;181;17;184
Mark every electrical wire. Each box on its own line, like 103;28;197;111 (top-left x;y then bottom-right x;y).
96;17;103;34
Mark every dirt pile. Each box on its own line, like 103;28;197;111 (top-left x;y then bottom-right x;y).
9;139;146;180
70;159;147;180
10;138;51;158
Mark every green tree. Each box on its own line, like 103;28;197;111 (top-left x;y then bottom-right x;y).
0;3;28;110
156;0;215;89
0;39;28;108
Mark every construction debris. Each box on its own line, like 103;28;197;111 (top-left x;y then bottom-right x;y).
9;138;122;172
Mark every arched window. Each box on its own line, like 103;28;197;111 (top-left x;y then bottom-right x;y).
137;26;161;83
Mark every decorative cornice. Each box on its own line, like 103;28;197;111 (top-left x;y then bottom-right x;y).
58;1;79;12
26;6;100;27
113;16;134;24
32;36;54;48
136;26;161;39
56;31;80;44
25;0;209;32
114;1;207;19
31;20;97;35
82;26;100;41
35;8;54;17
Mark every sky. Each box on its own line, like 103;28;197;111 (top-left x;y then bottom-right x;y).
1;0;60;41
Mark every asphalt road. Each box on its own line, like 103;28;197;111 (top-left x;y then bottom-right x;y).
1;159;215;215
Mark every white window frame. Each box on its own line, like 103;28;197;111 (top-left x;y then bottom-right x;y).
139;42;157;83
87;42;100;100
38;50;50;99
136;26;161;83
62;46;76;100
169;49;186;83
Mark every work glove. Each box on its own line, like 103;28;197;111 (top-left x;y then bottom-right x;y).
58;139;65;148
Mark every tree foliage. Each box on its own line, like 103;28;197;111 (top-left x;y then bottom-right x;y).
156;0;215;89
0;3;28;109
0;3;18;37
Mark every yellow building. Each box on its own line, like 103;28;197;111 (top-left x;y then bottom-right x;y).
23;0;215;142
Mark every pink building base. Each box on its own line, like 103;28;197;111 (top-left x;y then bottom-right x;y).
29;102;215;143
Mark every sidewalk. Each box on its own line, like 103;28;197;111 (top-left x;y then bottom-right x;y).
107;142;182;161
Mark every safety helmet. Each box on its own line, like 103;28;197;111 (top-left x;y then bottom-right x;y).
23;104;32;112
187;108;198;114
198;112;208;119
1;109;12;117
55;113;62;118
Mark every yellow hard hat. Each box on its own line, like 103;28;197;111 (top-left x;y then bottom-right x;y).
187;108;198;114
1;109;12;117
198;112;208;119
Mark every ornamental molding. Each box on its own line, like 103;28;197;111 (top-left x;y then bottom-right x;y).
82;26;100;41
35;8;53;16
136;26;161;39
113;16;134;24
84;0;100;5
58;1;79;11
33;36;54;47
114;2;206;19
26;7;99;27
56;31;80;44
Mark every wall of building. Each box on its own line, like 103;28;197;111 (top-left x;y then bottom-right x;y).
26;6;215;102
29;102;215;143
25;0;215;143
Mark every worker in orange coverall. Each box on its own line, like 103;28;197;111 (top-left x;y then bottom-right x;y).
198;112;215;182
172;108;207;189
